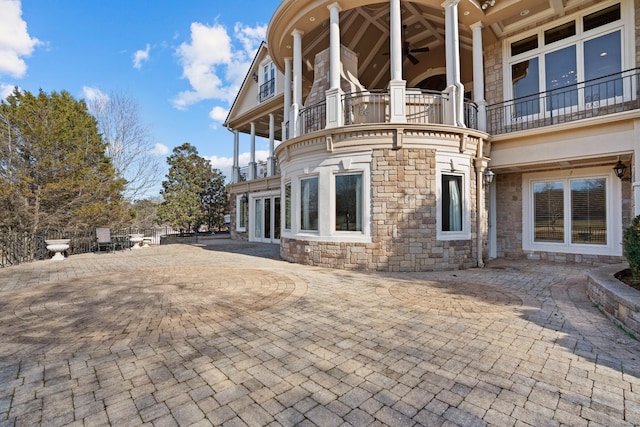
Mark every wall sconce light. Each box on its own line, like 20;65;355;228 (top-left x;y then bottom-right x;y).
241;193;248;203
484;167;495;185
252;73;258;82
482;0;496;10
613;160;631;182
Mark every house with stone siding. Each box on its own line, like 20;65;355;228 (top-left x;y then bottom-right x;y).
223;0;639;271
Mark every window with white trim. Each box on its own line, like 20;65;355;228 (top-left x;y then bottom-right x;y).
300;177;318;231
523;168;621;256
335;173;363;232
436;154;471;241
284;182;292;230
507;2;628;119
236;195;247;231
260;61;275;102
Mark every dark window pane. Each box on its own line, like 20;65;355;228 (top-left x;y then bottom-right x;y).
544;21;576;45
300;177;318;231
534;181;564;243
512;58;540;116
584;4;620;31
335;174;363;231
511;35;538;56
442;175;462;232
571;179;606;244
545;45;577;111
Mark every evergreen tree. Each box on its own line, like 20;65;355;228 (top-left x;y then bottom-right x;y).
158;143;227;233
0;89;129;234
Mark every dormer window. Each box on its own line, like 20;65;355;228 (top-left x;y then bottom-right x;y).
259;62;275;102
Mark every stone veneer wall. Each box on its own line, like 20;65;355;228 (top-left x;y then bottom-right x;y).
280;148;481;272
494;171;630;266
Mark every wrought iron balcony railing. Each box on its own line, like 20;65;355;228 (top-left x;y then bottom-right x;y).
293;89;479;138
259;79;275;103
487;68;640;135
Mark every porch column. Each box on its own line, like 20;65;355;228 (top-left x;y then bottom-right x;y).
326;2;344;128
283;57;292;140
232;129;240;184
471;22;487;132
268;113;276;176
292;29;304;137
388;0;406;123
443;0;464;127
249;122;256;180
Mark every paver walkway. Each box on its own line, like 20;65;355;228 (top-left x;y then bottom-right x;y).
1;236;639;426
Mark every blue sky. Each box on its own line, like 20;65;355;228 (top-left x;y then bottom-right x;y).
0;0;279;191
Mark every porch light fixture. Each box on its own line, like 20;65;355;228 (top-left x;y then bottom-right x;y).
614;160;631;181
241;193;248;203
252;73;258;82
482;0;495;10
484;168;495;184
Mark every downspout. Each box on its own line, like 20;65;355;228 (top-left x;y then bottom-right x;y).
475;138;484;268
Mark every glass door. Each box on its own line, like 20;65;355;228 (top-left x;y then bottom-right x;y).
252;195;280;244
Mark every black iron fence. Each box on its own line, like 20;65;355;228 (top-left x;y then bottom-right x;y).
0;227;182;268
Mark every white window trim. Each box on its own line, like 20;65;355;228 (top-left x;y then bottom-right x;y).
235;194;247;232
522;167;622;256
298;174;320;235
502;0;634;108
436;153;472;241
283;180;292;231
332;171;367;235
280;151;373;243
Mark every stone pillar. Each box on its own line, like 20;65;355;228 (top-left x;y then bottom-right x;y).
471;22;487;132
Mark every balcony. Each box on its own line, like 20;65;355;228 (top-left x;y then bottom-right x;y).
487;68;640;135
296;89;478;138
259;79;275;103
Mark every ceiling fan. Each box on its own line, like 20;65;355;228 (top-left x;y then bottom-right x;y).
385;25;430;65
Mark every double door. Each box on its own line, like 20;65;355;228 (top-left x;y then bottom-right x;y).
251;194;280;244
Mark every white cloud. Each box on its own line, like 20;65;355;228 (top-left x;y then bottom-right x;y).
209;105;228;123
0;0;40;78
0;83;16;99
172;21;265;111
82;86;108;103
150;143;169;157
133;44;150;70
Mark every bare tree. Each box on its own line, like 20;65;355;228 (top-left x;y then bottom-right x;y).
89;91;162;200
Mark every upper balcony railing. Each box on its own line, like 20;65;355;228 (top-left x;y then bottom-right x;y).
295;89;478;137
259;79;276;103
487;68;640;135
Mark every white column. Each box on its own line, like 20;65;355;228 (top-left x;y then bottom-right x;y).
471;22;487;132
326;2;344;128
249;122;256;180
283;57;292;140
389;0;402;81
443;0;464;127
232;129;240;183
388;0;406;123
634;121;640;216
268;113;275;176
292;29;304;137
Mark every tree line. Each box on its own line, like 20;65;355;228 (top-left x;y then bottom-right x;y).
0;88;228;238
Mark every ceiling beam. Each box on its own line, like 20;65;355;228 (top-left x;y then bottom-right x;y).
549;0;565;15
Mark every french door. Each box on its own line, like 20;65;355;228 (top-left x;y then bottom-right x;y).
252;194;280;244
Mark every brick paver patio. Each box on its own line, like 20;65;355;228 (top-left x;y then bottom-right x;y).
1;236;639;426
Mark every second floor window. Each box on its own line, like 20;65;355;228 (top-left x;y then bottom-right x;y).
508;2;625;118
260;62;275;102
